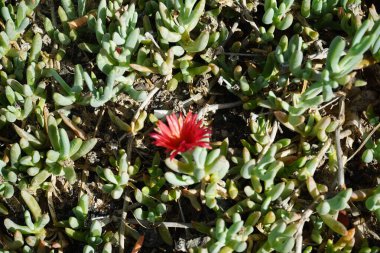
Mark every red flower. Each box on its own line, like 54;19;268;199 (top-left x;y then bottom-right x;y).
151;112;211;159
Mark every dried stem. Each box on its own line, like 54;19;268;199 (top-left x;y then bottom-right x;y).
47;176;65;253
120;86;160;142
335;129;345;188
317;94;341;111
126;219;193;229
93;107;106;138
197;101;242;119
47;176;59;225
335;97;346;190
119;86;160;253
118;189;132;253
294;200;320;253
133;87;160;123
221;22;239;48
346;121;380;163
59;111;87;140
240;6;260;33
95;215;197;229
222;52;264;57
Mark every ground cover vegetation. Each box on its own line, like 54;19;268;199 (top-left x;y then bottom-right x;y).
0;0;380;252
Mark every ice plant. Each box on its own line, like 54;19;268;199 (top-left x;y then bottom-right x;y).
151;112;211;159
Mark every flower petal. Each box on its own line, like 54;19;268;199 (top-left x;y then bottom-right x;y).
151;111;211;158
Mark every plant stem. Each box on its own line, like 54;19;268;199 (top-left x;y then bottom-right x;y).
347;122;380;162
335;97;346;190
119;86;159;253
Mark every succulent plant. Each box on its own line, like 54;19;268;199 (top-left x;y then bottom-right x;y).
108;109;147;136
262;0;294;31
155;0;213;53
164;143;229;186
240;138;290;189
191;213;256;253
4;211;50;237
133;188;167;223
253;19;380;128
327;20;380;80
0;141;43;189
0;0;39;51
362;137;380;163
0;181;14;199
359;246;380;253
0;0;380;252
275;111;339;142
49;65;89;106
36;115;97;184
65;0;87;18
60;194;112;252
241;116;274;155
301;0;340;17
310;215;324;244
140;152;181;202
72;1;148;106
0;80;34;125
0;230;26;251
366;185;380;220
257;220;298;253
89;2;140;75
3;191;50;249
0;32;46;128
65;220;104;250
97;150;140;199
58;194;89;230
325;228;356;252
43;0;89;47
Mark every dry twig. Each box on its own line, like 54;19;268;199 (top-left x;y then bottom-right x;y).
47;176;65;253
94;107;106;138
119;86;160;253
346;121;380;162
59;111;87;140
197;101;242;119
335;96;346;189
294;199;321;253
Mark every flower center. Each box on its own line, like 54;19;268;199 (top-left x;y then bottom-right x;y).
177;140;193;153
